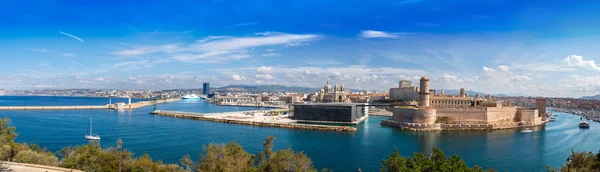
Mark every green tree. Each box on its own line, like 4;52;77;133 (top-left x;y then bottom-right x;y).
12;149;58;166
548;150;600;172
195;141;255;172
180;154;195;171
0;118;16;143
381;147;491;172
59;144;121;171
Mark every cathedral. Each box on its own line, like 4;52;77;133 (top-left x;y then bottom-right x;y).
310;81;351;103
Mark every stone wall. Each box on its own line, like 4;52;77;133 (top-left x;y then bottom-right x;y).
485;107;518;124
517;108;543;126
435;107;488;124
392;107;436;124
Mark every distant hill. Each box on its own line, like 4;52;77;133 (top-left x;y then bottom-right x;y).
215;85;364;93
582;94;600;100
495;93;530;97
439;89;489;97
216;85;321;93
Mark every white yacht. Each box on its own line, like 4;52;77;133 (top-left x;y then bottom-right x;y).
85;117;101;140
182;94;200;99
521;128;533;133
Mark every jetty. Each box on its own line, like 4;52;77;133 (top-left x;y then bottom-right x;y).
0;98;180;111
150;110;357;132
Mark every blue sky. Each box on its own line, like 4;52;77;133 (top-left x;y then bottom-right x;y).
2;0;600;97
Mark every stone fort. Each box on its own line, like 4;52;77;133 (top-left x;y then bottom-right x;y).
382;76;547;131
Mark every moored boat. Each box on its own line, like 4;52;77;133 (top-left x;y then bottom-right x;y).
521;128;533;133
549;117;556;122
579;121;590;128
85;117;100;140
182;94;201;99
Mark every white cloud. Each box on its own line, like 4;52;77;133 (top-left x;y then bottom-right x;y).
480;65;531;83
261;52;280;57
564;55;600;72
193;32;319;51
358;30;408;38
256;66;274;74
60;53;74;57
440;74;458;82
114;32;320;64
254;74;274;80
231;74;246;81
226;21;257;28
58;31;84;42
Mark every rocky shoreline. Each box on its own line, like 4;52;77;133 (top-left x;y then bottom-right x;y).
380;119;545;131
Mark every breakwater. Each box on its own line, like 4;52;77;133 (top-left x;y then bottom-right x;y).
150;110;357;132
0;98;180;110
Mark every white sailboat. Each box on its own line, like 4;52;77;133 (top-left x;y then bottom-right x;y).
85;117;101;140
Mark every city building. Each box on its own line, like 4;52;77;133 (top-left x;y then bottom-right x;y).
281;94;302;104
213;96;254;105
389;80;419;101
311;81;351;103
292;103;369;124
382;76;546;131
203;83;210;95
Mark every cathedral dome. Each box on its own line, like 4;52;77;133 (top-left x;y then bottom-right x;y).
324;81;331;93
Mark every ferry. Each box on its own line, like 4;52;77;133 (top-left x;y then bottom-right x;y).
182;94;201;99
579;121;590;128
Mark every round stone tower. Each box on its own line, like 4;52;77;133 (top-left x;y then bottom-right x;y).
460;88;466;97
418;76;430;107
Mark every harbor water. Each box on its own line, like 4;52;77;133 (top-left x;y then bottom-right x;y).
0;96;599;171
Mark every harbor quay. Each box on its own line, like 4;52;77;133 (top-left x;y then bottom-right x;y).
149;110;358;132
0;98;180;110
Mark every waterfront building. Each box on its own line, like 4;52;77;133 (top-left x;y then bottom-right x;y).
213;96;254;105
383;76;546;130
202;83;210;96
389;80;419;101
292;103;369;124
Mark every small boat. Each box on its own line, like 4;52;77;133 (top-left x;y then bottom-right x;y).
549;117;556;122
579;121;590;128
521;128;533;133
182;94;201;99
85;117;101;140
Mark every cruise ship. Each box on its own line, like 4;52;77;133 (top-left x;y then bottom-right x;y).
182;94;201;99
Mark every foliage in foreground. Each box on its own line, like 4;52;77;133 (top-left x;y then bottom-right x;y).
0;117;320;172
4;116;599;172
381;147;494;172
548;150;600;172
182;136;321;172
0;118;58;166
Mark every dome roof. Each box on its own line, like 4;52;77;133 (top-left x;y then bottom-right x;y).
420;76;429;81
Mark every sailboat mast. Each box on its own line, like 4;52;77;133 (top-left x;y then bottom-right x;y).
90;117;92;135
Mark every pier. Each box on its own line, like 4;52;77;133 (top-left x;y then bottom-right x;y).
0;98;180;110
150;110;357;132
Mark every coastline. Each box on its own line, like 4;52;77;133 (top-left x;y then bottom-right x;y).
0;98;180;110
550;107;600;122
150;110;358;132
